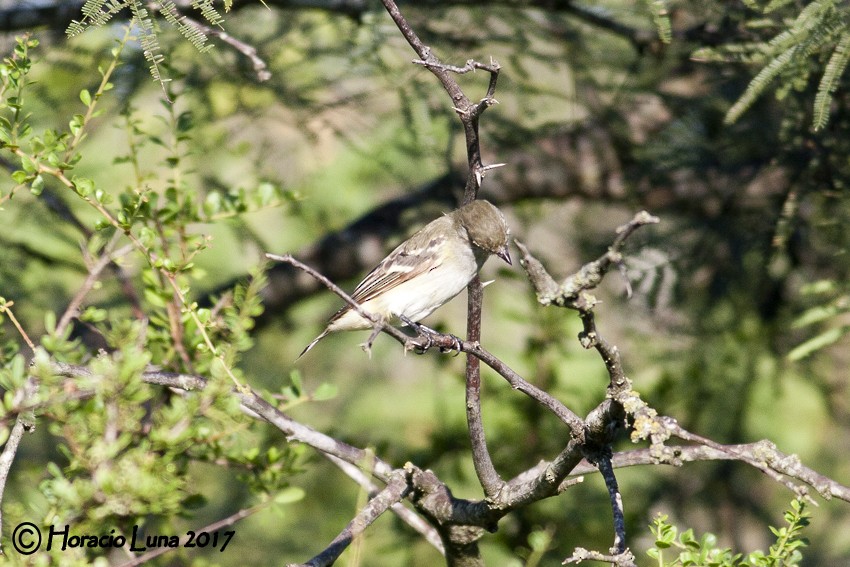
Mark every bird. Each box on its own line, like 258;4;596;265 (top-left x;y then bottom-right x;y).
298;199;512;358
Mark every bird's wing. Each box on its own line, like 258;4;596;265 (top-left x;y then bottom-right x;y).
348;233;446;305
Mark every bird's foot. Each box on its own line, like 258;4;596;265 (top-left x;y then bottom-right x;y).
359;325;383;359
399;316;463;355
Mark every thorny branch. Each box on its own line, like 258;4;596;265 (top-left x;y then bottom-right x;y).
514;211;656;563
378;1;506;526
380;0;500;202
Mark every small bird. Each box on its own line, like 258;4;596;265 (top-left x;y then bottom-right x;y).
298;199;512;358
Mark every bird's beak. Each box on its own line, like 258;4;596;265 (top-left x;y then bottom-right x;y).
496;244;512;265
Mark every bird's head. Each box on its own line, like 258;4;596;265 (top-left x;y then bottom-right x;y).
457;199;512;265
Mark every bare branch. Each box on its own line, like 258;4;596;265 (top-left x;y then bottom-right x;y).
326;455;444;554
595;454;626;555
379;0;500;203
295;471;411;567
266;253;414;356
516;210;659;309
56;240;134;337
464;275;503;498
169;6;272;82
273;251;586;437
564;547;636;566
116;502;265;567
561;439;850;504
0;377;37;547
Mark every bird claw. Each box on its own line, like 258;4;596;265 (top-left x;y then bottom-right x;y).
359;325;383;359
399;316;462;355
441;334;463;356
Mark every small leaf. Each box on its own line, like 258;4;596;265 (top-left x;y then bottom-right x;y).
274;486;306;505
30;174;44;195
289;369;303;395
312;382;338;401
72;176;95;197
788;326;846;361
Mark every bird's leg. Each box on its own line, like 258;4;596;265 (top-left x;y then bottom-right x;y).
399;316;462;354
399;315;433;352
360;325;383;359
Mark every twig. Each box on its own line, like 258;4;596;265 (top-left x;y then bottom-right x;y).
265;253;403;355
272;252;586;437
0;300;36;352
325;455;444;554
0;419;27;555
563;546;636;566
516;210;659;309
464;275;503;498
294;471;411;567
596;453;626;555
116;501;263;566
668;424;821;503
577;309;628;392
168;5;272;82
0;377;37;552
27;186;144;322
566;443;850;501
465;341;586;436
412;57;500;76
56;240;135;337
379;0;500;203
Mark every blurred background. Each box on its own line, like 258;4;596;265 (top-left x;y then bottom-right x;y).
1;1;849;565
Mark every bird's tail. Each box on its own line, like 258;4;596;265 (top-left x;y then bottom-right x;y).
296;329;329;360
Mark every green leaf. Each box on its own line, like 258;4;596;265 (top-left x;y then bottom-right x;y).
44;310;57;334
69;113;85;136
289;369;303;396
274;486;306;505
203;191;221;217
680;528;700;549
788;326;846;360
210;357;230;381
197;308;211;324
72;176;95;197
80;88;92;106
29;174;44;195
20;154;37;173
312;382;338;401
793;305;839;328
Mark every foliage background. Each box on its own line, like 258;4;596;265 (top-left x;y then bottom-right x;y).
0;1;849;565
